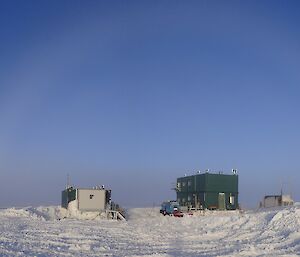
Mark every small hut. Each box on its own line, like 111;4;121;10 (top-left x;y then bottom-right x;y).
262;194;294;208
61;185;125;220
61;186;111;211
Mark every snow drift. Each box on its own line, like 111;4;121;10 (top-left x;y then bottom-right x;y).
0;204;299;256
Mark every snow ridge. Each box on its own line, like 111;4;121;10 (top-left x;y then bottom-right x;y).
0;205;299;256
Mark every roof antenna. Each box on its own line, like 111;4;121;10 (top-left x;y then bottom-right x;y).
66;173;71;189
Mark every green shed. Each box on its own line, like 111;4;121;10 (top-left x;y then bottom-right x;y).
176;172;238;210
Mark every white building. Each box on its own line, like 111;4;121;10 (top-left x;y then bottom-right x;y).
263;194;294;208
61;186;125;220
61;186;110;212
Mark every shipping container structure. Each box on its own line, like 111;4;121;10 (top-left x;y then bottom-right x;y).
175;172;238;210
61;186;111;211
262;194;294;208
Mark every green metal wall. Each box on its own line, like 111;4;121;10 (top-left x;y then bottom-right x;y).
61;187;76;209
205;173;238;193
176;173;238;210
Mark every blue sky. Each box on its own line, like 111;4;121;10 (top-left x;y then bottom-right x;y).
0;1;300;208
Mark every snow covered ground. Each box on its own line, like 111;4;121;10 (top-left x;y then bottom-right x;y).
0;204;299;256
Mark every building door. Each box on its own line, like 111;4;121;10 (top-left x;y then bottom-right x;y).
218;193;225;210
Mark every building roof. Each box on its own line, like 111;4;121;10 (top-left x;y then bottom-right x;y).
177;172;238;180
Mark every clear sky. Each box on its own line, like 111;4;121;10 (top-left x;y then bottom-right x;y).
1;0;300;208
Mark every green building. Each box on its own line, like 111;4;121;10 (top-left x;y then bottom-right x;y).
176;172;238;210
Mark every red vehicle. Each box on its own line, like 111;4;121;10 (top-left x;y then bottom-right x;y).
173;210;184;217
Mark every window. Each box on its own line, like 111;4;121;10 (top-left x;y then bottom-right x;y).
177;182;181;188
229;196;234;205
182;182;186;187
188;180;192;186
90;194;94;199
187;195;191;201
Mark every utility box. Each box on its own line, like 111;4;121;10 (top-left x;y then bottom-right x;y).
176;172;238;210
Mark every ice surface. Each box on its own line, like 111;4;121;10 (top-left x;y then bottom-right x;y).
0;205;299;256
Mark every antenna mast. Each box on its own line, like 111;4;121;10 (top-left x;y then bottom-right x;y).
66;173;71;189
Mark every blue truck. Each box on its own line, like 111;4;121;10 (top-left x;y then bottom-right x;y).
160;201;183;217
